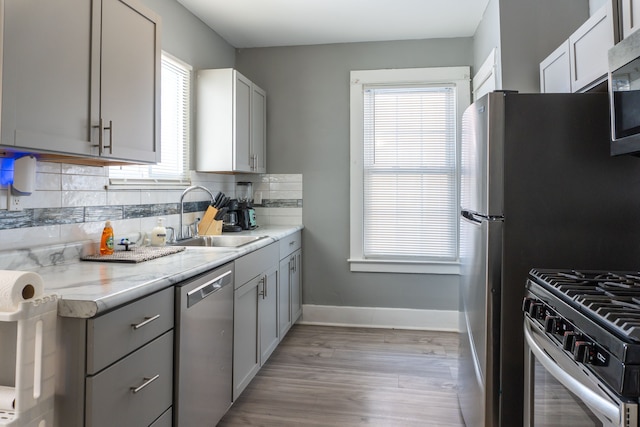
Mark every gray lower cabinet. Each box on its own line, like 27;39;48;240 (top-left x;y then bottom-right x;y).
233;242;279;401
278;231;302;339
85;331;173;427
55;286;174;426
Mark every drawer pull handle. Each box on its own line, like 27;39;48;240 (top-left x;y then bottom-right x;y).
131;314;160;330
130;374;160;394
289;241;295;246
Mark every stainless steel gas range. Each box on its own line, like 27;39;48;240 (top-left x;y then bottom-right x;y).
523;268;640;427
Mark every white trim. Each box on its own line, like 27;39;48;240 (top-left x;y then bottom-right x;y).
349;67;471;273
473;48;498;101
348;258;460;275
299;304;459;332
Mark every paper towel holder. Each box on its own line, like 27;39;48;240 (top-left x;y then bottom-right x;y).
11;155;36;196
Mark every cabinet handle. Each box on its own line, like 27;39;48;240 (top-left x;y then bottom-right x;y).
289;240;295;246
130;374;160;394
290;255;296;273
105;120;113;155
262;276;267;299
131;314;160;330
93;119;113;156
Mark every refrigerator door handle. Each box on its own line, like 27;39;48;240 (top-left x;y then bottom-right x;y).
461;209;504;224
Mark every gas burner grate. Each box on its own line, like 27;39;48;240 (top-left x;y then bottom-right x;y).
530;268;640;342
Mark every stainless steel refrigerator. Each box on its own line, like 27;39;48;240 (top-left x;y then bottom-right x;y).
458;91;640;426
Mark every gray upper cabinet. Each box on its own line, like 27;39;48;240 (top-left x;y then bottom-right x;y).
0;0;160;164
95;0;161;163
1;0;93;156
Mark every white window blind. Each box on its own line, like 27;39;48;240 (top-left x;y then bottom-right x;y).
362;85;458;261
109;53;191;184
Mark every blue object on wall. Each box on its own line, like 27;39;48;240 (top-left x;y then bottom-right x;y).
0;158;15;186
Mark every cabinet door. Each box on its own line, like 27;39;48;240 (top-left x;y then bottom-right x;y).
233;72;252;172
568;3;616;92
278;257;292;339
291;250;302;323
1;0;93;155
539;41;571;93
233;276;260;401
259;265;279;364
622;0;640;39
97;0;160;163
251;84;267;173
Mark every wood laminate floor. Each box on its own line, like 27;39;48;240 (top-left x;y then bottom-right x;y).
219;324;464;427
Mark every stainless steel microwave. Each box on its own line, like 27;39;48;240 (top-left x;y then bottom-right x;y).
609;28;640;156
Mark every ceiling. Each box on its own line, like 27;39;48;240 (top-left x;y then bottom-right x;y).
176;0;491;48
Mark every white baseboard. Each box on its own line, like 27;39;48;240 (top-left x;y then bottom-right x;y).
299;304;459;332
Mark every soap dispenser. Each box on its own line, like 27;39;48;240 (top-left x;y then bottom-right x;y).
151;218;167;247
100;220;114;255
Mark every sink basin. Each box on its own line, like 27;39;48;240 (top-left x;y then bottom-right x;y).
173;235;269;248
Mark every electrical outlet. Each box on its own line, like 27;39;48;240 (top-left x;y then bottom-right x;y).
7;192;22;211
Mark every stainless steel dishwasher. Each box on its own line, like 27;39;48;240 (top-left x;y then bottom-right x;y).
174;262;234;426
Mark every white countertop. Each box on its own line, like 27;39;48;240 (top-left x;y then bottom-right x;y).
1;226;302;319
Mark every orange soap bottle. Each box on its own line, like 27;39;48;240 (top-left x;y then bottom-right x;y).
100;220;114;255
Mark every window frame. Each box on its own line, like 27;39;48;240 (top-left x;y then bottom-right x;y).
348;67;471;274
108;51;192;189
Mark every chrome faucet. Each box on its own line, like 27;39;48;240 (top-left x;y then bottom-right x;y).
179;185;214;241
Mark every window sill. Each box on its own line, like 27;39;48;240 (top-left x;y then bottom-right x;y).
107;179;191;191
348;258;460;275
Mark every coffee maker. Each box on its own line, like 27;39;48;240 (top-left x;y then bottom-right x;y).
235;182;258;230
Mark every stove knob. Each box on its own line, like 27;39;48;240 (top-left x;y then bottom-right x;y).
544;316;560;334
563;331;579;351
522;297;536;313
573;341;595;364
528;302;544;320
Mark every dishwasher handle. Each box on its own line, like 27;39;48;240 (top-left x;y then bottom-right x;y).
187;270;232;308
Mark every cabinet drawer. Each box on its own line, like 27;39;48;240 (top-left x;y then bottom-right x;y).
86;331;173;427
87;287;174;374
150;408;172;427
279;231;302;260
235;242;279;287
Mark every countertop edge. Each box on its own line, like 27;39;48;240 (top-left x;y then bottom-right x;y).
39;226;303;319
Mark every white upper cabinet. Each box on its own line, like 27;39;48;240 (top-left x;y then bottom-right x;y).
0;0;160;164
540;41;571;93
568;2;616;92
251;84;267;173
539;1;618;93
196;68;267;173
621;0;640;39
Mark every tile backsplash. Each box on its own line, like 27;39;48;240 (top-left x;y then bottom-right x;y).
0;161;302;250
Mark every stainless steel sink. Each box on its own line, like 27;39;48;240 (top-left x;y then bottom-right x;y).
173;235;269;248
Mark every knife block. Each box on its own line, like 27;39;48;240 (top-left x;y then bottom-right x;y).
204;220;223;235
198;207;223;236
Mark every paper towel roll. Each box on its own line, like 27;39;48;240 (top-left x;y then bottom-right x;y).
0;270;44;311
0;386;15;411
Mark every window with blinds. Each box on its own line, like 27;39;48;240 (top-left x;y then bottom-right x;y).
363;85;457;260
349;67;470;274
109;53;191;184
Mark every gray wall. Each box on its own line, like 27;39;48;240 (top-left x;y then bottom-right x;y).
140;0;235;69
236;39;472;311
